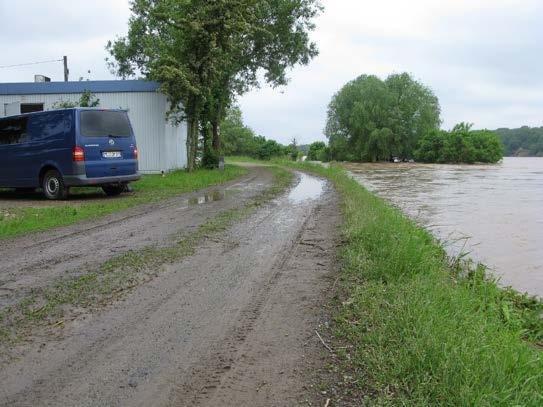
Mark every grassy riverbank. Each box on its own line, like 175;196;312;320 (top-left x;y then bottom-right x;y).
228;157;543;405
292;161;542;405
0;165;247;239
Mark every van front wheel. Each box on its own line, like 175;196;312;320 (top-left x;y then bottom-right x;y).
102;184;125;197
42;170;68;200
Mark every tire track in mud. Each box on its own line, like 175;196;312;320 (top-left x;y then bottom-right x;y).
170;189;341;407
177;211;314;404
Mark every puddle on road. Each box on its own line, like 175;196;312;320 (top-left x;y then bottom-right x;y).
187;190;225;205
184;174;324;207
287;173;325;204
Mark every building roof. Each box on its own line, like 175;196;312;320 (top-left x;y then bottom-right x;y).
0;80;161;95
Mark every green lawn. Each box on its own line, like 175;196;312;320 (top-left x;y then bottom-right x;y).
266;159;543;406
225;155;271;164
0;165;247;239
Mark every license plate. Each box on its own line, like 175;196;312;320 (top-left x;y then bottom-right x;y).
103;151;122;158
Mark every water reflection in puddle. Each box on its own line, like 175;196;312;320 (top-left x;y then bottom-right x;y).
187;190;225;205
288;173;324;203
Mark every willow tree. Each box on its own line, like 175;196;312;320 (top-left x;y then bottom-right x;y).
325;73;441;161
107;0;322;170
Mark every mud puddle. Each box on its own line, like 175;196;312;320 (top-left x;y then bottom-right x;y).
186;189;239;205
288;173;325;204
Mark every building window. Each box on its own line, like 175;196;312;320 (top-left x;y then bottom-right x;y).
20;103;44;114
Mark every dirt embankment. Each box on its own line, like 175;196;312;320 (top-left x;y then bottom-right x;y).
0;167;341;407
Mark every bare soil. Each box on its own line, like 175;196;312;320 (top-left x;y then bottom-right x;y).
0;166;341;407
0;189;110;209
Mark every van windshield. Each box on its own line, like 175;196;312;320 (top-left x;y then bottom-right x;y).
80;111;131;137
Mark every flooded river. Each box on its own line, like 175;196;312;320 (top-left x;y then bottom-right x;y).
345;157;543;297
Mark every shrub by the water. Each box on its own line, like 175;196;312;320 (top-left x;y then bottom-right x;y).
307;141;329;161
415;123;504;163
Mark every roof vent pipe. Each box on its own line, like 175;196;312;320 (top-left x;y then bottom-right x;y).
34;75;51;83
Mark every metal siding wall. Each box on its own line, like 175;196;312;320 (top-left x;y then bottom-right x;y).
0;92;187;174
164;120;188;171
164;124;176;171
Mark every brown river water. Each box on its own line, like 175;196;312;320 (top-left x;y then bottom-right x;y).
345;157;543;297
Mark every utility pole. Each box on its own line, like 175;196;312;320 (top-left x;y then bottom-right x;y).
63;56;69;82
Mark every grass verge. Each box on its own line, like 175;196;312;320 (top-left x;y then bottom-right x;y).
0;165;247;239
225;155;269;164
250;158;542;405
0;166;293;352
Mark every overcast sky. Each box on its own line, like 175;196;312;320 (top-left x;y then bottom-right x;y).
1;0;541;145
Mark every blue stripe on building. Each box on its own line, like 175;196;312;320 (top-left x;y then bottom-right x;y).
0;80;161;95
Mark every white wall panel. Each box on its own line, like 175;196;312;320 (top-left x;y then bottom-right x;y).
164;120;188;171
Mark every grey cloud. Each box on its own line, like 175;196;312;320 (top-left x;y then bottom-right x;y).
239;1;543;142
0;1;128;43
1;0;542;144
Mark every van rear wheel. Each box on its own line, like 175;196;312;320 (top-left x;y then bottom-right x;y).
42;170;68;200
102;184;125;197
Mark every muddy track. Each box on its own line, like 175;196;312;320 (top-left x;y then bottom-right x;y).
0;169;340;406
0;168;271;308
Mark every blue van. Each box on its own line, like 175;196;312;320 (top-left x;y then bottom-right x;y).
0;108;140;199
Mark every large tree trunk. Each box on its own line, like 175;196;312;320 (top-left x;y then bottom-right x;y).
191;119;198;169
186;118;198;172
186;120;193;172
211;120;220;152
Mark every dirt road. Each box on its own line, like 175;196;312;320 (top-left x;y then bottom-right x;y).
0;167;273;308
0;166;340;406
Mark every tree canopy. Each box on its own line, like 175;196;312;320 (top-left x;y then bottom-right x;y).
221;106;289;160
325;73;441;162
52;91;100;109
108;0;322;170
306;141;328;161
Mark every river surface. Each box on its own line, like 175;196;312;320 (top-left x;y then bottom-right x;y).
345;157;543;297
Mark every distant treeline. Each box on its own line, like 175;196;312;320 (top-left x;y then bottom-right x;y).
494;127;543;157
221;107;298;160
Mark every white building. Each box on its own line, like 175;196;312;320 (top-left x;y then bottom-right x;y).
0;80;187;174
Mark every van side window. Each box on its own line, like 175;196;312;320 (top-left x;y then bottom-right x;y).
0;117;29;145
29;112;72;142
